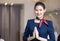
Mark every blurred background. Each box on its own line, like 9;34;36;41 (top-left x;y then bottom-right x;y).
0;0;60;41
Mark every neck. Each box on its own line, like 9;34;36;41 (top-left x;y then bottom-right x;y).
34;19;40;23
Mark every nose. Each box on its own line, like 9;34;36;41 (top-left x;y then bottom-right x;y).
37;11;41;14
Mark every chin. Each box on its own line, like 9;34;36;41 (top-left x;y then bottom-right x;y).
37;16;42;18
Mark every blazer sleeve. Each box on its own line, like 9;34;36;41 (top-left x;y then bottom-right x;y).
47;21;55;41
23;20;30;41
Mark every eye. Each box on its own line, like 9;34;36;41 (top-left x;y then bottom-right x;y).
35;9;38;11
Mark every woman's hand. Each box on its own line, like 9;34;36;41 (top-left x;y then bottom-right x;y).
28;27;47;41
35;27;47;41
27;28;35;41
35;27;39;38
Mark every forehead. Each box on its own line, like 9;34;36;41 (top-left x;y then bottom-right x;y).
35;5;44;9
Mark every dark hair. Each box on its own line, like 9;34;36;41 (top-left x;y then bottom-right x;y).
34;2;46;9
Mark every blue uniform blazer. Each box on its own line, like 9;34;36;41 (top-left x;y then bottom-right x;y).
23;19;55;41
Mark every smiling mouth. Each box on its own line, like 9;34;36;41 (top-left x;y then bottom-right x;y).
37;13;42;15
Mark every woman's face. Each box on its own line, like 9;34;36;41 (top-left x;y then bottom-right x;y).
34;5;46;19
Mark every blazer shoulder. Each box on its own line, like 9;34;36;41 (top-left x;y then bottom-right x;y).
27;19;34;22
46;20;53;26
46;20;54;27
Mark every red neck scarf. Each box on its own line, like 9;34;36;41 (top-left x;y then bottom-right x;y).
36;17;48;27
39;19;48;27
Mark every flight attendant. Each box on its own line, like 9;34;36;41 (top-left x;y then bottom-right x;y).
23;2;55;41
